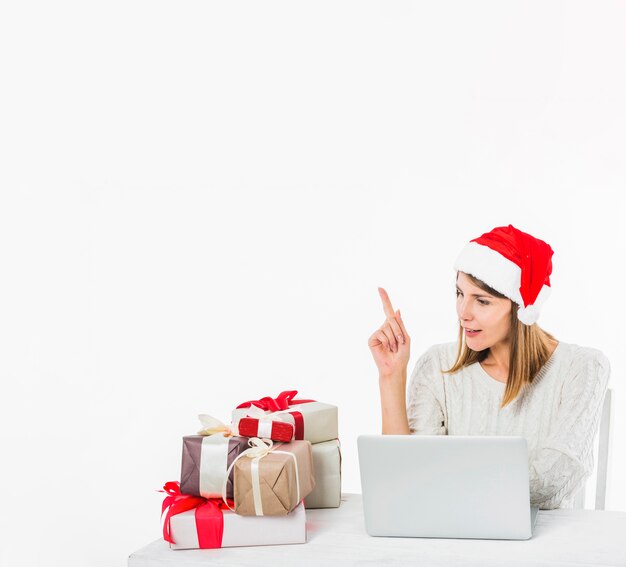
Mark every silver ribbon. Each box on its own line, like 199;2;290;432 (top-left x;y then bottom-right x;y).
199;434;229;498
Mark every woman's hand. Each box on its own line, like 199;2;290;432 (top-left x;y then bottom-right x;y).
368;287;411;378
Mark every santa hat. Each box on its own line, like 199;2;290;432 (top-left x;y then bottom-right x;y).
453;225;554;325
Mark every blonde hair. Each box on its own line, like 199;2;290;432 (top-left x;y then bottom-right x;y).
444;272;557;408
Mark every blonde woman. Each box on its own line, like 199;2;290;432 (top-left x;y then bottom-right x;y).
368;225;610;510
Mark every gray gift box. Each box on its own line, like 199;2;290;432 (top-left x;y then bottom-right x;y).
305;439;342;508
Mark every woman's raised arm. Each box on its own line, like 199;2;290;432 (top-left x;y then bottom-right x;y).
368;287;411;434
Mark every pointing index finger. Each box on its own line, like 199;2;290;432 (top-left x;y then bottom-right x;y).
378;287;396;319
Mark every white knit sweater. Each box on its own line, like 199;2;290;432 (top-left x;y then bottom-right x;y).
406;341;610;510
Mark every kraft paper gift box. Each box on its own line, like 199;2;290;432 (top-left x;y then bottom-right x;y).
304;439;342;509
232;390;338;445
233;439;316;516
161;482;307;550
180;434;249;499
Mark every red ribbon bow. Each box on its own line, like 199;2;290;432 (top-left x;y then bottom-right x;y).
236;390;314;411
160;481;233;548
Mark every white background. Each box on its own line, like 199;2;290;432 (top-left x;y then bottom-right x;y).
1;1;624;566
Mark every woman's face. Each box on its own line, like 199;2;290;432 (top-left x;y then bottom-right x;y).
455;272;513;352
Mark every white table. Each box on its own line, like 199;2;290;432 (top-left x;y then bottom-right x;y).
129;494;626;566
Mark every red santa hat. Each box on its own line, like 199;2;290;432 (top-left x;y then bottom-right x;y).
453;225;554;325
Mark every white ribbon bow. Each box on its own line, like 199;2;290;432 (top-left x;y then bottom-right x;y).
197;414;239;437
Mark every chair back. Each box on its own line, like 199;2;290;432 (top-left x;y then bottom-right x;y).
595;388;613;510
572;388;613;510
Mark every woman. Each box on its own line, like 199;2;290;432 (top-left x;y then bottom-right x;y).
368;224;610;510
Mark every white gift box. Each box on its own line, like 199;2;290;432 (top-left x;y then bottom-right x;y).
168;502;307;550
232;400;338;445
305;439;342;509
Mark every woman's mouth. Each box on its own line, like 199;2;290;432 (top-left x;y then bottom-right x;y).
464;328;482;337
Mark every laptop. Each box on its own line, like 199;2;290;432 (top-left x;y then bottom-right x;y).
357;435;539;540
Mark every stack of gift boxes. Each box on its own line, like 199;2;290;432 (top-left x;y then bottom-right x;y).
160;390;341;550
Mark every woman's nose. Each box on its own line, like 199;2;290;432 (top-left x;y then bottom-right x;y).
458;300;473;321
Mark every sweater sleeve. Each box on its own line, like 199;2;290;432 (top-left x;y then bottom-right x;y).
406;346;447;435
529;350;610;509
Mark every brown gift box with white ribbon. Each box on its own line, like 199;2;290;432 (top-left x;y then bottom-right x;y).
233;439;315;516
180;434;249;499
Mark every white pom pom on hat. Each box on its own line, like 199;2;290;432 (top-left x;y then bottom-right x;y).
453;225;554;325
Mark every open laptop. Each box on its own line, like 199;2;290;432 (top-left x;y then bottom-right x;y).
358;435;539;540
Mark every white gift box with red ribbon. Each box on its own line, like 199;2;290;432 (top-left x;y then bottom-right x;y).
231;390;338;445
160;480;307;550
169;501;307;549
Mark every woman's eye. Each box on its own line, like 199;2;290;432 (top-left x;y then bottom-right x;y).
457;290;489;305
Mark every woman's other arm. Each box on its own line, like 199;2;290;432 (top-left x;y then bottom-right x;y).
529;350;610;509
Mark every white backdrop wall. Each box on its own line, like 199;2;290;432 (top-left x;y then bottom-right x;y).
0;2;624;566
